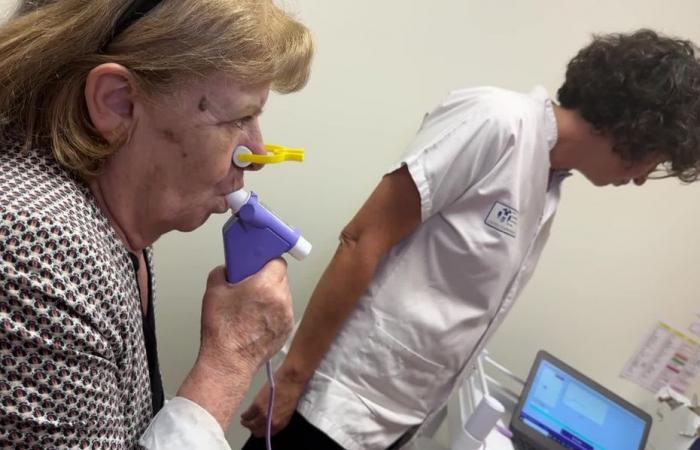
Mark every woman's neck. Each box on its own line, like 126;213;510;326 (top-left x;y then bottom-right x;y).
549;105;588;171
88;169;153;252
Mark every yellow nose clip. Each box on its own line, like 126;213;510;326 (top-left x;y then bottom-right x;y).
232;144;305;168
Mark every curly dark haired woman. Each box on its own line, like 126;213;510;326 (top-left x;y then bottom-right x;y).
240;29;700;450
559;29;700;182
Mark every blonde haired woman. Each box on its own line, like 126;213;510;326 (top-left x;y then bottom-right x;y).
0;1;313;449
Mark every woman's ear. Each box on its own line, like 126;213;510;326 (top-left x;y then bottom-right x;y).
84;63;135;143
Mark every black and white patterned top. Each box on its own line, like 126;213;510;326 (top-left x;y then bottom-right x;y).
0;135;163;449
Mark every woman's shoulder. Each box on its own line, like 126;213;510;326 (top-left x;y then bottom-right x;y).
0;139;137;343
0;135;126;275
1;135;98;226
439;86;543;123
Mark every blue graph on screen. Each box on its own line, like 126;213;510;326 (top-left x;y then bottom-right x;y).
520;361;646;450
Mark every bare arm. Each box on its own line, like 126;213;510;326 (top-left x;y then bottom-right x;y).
176;343;256;431
280;165;422;382
138;261;293;450
180;260;293;430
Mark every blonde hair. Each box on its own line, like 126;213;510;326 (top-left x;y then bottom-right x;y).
0;0;314;178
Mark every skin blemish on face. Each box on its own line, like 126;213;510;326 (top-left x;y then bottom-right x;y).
160;128;181;144
198;96;209;112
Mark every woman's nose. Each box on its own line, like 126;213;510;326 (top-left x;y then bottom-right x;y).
633;175;648;186
240;119;265;171
633;161;661;185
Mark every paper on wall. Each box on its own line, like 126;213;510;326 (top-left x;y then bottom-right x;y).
621;322;700;395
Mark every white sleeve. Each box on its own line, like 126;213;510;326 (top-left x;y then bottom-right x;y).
139;397;231;450
389;90;514;222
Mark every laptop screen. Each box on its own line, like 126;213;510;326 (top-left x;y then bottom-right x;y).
518;358;647;450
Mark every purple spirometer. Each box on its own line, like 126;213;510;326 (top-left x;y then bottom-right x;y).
223;189;312;283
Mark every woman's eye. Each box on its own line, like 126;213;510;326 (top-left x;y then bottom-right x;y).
232;116;254;129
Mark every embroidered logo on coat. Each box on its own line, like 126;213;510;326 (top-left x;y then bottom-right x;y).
485;202;518;237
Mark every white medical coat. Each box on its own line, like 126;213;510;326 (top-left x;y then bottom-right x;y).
296;86;568;450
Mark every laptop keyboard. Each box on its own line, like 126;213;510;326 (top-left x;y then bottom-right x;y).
511;434;540;450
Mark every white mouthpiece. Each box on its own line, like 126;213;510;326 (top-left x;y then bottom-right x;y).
226;189;250;212
232;145;253;168
288;236;312;261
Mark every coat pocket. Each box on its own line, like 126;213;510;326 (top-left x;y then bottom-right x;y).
341;323;450;420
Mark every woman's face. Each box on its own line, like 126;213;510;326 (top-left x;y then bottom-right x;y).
132;73;270;232
571;129;665;187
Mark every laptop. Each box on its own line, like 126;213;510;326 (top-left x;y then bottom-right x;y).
510;350;652;450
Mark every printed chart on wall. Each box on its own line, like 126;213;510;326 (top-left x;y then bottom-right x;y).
621;321;700;395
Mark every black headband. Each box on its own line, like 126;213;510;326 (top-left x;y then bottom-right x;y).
101;0;164;52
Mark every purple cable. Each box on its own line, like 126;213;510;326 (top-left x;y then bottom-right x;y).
265;360;275;450
496;423;514;439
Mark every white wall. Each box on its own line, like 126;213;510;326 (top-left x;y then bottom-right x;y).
0;0;16;23
2;1;699;448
